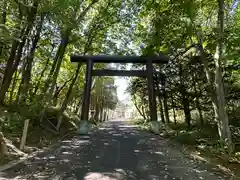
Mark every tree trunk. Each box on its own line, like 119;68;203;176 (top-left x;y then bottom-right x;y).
1;0;8;24
178;63;191;127
198;44;220;124
93;90;100;122
45;0;98;99
103;110;108;122
75;97;82;114
1;0;7;24
11;0;39;95
52;77;73;106
56;63;82;130
94;104;100;122
0;0;7;56
163;89;170;123
9;72;18;104
193;70;204;125
0;132;8;159
215;0;233;153
40;1;98;124
42;0;97;95
142;105;149;120
0;0;39;104
47;28;71;99
15;56;28;103
171;93;177;124
173;107;177;124
133;94;146;119
100;107;104;122
32;45;54;98
0;39;21;104
71;99;78;113
194;85;203;125
18;14;45;103
42;52;59;94
183;97;191;128
156;84;165;123
20;119;30;150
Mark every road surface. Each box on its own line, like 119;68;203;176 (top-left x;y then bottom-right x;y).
0;119;230;180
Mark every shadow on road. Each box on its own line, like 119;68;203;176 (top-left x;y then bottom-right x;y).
0;119;227;180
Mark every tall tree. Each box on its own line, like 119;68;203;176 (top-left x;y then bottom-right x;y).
214;0;233;152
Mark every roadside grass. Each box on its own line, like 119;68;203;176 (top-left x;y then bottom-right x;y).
130;118;240;179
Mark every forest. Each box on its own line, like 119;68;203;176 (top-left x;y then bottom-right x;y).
0;0;240;175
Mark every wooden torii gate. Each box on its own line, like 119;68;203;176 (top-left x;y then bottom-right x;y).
71;55;168;121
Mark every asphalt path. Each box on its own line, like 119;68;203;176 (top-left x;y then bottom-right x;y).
0;119;230;180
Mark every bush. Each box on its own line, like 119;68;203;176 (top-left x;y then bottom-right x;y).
0;110;23;133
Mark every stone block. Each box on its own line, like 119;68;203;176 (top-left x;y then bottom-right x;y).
78;120;91;135
149;121;160;134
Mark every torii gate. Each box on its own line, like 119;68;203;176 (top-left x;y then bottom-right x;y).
71;55;168;121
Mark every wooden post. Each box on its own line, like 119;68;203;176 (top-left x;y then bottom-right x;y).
146;59;157;121
81;59;93;121
0;132;8;159
20;119;30;150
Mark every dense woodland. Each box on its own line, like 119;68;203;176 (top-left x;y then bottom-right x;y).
126;0;240;165
0;0;240;172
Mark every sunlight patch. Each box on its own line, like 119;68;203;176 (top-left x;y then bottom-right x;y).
112;133;122;136
99;127;113;130
119;125;136;128
150;138;157;140
48;156;56;159
74;140;89;144
84;170;134;180
60;159;70;163
155;151;164;155
62;140;72;143
190;153;210;164
134;149;140;153
62;151;73;155
52;175;62;180
84;172;117;180
115;168;126;174
84;172;103;180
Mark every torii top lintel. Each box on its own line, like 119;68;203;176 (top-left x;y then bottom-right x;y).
71;55;169;64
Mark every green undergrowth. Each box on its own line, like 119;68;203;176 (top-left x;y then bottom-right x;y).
131;119;240;178
131;119;151;131
1;103;104;149
0;104;80;152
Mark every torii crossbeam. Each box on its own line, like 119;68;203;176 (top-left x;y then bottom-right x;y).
71;55;168;122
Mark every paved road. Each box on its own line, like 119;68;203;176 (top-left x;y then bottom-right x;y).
0;119;230;180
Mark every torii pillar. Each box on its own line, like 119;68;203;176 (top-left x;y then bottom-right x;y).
146;59;157;120
81;59;93;121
